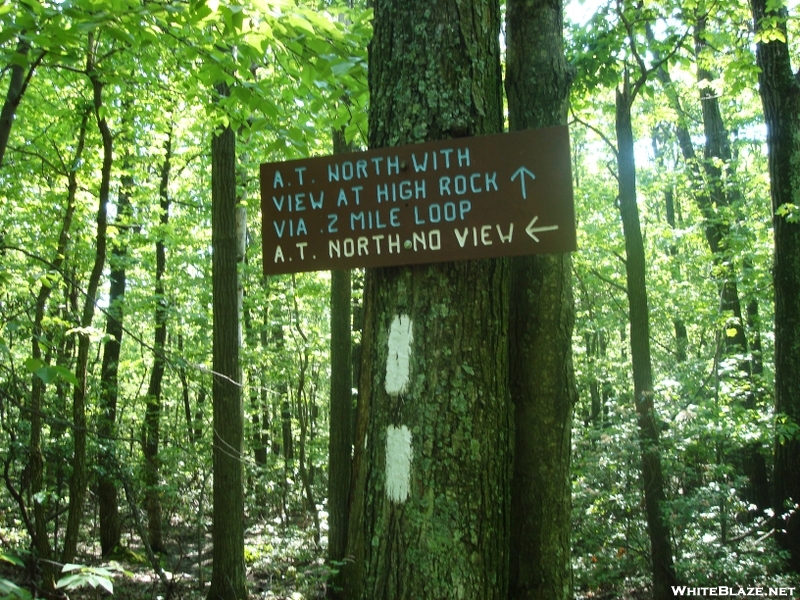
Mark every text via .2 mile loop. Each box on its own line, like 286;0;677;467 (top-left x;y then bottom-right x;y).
259;125;576;275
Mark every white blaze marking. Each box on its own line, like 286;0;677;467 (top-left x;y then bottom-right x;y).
385;425;412;503
385;314;413;396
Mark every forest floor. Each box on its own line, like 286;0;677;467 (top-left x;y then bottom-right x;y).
2;516;332;600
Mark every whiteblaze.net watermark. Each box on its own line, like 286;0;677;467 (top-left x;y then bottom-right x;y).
672;586;796;597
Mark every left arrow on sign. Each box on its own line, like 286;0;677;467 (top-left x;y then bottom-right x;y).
525;216;559;242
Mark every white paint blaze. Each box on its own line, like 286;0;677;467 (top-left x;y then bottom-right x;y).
385;425;413;503
385;314;413;395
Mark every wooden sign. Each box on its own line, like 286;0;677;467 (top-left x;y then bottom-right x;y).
260;125;576;275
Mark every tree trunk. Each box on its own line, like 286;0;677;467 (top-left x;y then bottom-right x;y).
616;79;678;599
343;1;511;598
694;15;751;363
750;0;800;573
62;60;112;564
650;20;754;367
206;80;247;600
328;130;354;570
0;38;43;166
651;131;688;362
504;0;576;598
98;166;133;557
652;19;770;512
27;108;89;591
143;133;172;554
178;335;196;444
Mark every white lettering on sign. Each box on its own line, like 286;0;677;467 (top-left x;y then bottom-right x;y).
438;172;498;196
349;208;401;231
385;424;412;503
454;223;514;248
410;147;470;172
413;200;471;225
273;218;307;238
385;314;413;396
328;234;403;258
376;179;427;203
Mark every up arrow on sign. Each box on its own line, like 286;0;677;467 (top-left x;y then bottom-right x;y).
511;166;536;199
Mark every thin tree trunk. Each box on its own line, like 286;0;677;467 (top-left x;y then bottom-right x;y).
27;108;89;591
0;38;44;166
505;0;576;598
651;21;771;513
178;335;195;444
143;132;172;554
694;15;750;361
616;78;678;600
328;129;353;570
98;166;133;557
750;0;800;573
652;131;688;362
650;22;753;365
62;54;112;564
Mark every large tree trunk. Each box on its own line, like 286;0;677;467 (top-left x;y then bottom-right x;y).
616;79;679;600
206;80;247;600
342;1;511;598
750;0;800;573
504;0;576;599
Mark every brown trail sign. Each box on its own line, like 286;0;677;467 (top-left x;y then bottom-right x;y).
260;125;576;275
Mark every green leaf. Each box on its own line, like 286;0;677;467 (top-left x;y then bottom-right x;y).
60;564;84;574
0;553;25;568
33;366;56;384
49;365;80;386
24;357;44;374
55;573;83;589
0;578;32;600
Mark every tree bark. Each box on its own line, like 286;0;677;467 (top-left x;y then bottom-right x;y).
206;80;247;600
343;1;511;598
616;79;679;600
750;0;800;573
505;0;577;598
